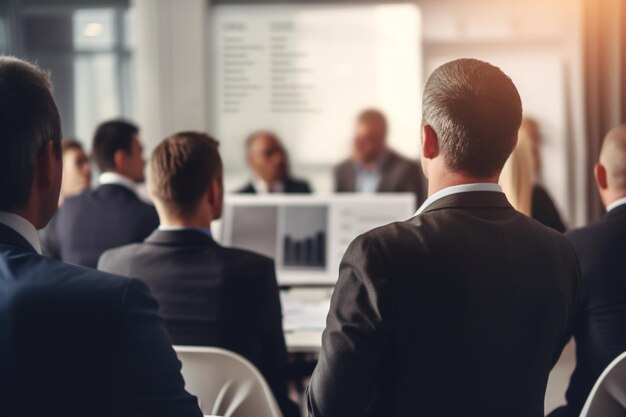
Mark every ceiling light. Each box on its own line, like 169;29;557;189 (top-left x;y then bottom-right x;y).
83;23;103;37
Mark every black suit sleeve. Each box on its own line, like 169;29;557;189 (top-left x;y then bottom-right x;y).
307;234;395;417
112;278;202;417
260;261;300;417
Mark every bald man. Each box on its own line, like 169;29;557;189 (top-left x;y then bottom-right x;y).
238;131;312;194
548;125;626;417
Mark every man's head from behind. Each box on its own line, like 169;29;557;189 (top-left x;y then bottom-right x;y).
352;109;388;165
421;58;522;184
92;119;145;183
595;125;626;208
245;131;288;184
148;132;223;226
0;57;62;229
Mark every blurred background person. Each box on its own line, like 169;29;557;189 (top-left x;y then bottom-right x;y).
58;139;91;205
334;109;425;205
40;139;92;258
549;125;626;417
98;132;299;417
500;124;566;232
238;131;312;194
54;119;158;268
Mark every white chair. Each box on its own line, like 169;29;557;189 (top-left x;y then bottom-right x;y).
174;346;283;417
580;351;626;417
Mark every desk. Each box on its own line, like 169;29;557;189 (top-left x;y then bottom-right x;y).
281;287;331;352
285;330;323;352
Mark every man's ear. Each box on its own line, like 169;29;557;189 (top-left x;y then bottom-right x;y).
595;163;608;191
421;124;439;160
36;140;56;189
113;149;127;171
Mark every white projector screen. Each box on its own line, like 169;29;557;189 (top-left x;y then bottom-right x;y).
209;3;423;188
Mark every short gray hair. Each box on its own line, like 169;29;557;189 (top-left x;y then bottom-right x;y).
422;58;522;178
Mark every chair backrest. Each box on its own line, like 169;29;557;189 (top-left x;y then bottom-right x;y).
580;351;626;417
174;346;283;417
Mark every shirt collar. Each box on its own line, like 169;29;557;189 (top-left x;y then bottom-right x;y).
158;225;212;239
253;177;284;194
415;183;503;215
353;151;388;174
606;196;626;213
0;211;42;254
99;172;137;194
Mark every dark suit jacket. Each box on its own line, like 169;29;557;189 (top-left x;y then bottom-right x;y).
237;176;312;194
54;183;159;268
552;204;626;417
532;185;566;233
0;224;201;417
334;150;426;205
98;230;298;417
308;191;582;417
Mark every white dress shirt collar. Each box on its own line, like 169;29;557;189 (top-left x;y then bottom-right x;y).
415;183;503;215
99;172;137;194
606;196;626;213
0;211;42;254
253;177;284;194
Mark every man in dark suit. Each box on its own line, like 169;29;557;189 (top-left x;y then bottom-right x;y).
548;125;626;417
54;119;158;267
308;59;582;417
237;130;312;194
0;56;201;417
334;109;426;205
98;132;299;417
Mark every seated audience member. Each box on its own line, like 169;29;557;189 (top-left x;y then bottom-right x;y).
334;109;425;204
238;130;311;194
98;132;299;417
0;57;201;417
40;139;91;258
307;59;582;417
500;127;566;232
548;125;626;417
54;119;158;267
58;139;92;204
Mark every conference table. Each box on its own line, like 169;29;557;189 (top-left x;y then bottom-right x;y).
281;287;331;353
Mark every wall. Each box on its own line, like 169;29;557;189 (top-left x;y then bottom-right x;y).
132;0;587;225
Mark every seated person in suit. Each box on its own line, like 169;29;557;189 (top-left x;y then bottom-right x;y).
548;125;626;417
0;56;201;417
53;120;159;267
308;59;582;417
334;108;426;204
98;132;299;417
40;139;92;258
500;126;566;232
238;130;312;194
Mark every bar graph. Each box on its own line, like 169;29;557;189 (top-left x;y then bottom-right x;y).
283;232;326;267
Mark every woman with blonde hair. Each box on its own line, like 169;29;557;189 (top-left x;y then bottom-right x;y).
500;121;566;232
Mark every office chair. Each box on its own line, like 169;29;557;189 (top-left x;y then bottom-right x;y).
579;351;626;417
174;346;283;417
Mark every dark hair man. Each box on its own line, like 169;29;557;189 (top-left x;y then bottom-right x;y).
238;130;312;194
549;125;626;417
98;132;300;417
54;119;159;268
334;108;426;204
0;57;201;417
307;58;582;417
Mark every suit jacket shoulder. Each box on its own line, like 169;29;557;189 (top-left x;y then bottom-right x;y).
0;250;201;417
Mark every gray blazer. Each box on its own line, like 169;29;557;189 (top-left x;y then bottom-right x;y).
334;150;426;205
